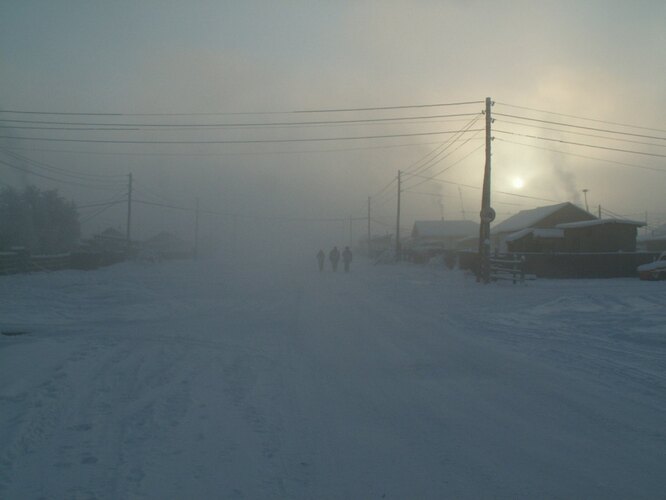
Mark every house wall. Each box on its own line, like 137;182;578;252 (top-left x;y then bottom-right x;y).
507;235;565;253
493;205;595;251
562;224;638;252
645;239;666;252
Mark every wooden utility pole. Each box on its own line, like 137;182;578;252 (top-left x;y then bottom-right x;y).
477;97;494;283
126;172;133;255
395;170;402;261
194;197;200;258
367;196;372;256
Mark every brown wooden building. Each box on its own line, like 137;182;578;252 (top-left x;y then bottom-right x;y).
506;218;645;253
491;202;596;251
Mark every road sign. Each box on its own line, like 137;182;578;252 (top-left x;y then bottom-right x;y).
480;207;496;223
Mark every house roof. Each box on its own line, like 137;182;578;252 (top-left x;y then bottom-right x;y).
412;220;479;238
491;202;591;234
504;228;564;242
556;218;645;229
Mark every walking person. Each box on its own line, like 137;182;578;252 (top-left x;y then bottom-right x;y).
329;246;340;272
342;246;353;272
316;249;325;272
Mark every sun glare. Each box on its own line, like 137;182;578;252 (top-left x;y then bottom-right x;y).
512;177;525;189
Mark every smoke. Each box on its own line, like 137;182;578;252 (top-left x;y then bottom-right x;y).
551;163;581;206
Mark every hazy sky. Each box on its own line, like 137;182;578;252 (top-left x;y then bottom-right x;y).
1;1;665;248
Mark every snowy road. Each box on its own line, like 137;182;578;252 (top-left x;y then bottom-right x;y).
1;258;665;498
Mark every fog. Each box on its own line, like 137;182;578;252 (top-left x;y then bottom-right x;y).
2;1;665;253
3;4;666;497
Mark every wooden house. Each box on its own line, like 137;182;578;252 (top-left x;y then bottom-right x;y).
408;220;479;263
410;220;479;248
491;202;595;251
556;218;645;252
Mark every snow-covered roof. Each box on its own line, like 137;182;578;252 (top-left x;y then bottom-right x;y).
412;220;478;238
491;202;586;234
504;228;564;242
556;218;645;229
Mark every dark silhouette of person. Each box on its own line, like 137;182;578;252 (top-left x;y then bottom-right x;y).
329;246;340;272
316;249;325;271
342;246;352;272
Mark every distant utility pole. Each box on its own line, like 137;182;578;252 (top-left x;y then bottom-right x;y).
395;170;402;261
194;197;200;258
349;215;353;248
126;172;133;254
477;97;494;284
367;196;372;256
458;186;466;220
582;189;590;212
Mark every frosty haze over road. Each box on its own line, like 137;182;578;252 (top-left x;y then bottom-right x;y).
1;255;665;499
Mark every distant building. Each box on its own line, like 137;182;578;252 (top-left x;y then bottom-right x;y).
492;202;595;251
407;220;478;263
557;218;645;252
506;218;645;254
410;220;479;247
365;234;393;258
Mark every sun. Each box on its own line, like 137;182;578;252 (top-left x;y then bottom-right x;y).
512;177;525;189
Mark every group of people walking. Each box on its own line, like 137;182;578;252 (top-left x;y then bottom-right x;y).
317;246;352;272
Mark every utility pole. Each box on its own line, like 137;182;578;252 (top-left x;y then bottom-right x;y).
582;189;590;212
598;204;602;218
349;215;353;248
458;186;466;220
194;197;200;258
395;170;402;261
126;172;133;255
367;196;372;256
477;97;494;283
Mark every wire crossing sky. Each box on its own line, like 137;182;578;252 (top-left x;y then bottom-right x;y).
1;0;665;240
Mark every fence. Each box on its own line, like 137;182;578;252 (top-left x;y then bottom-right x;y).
29;253;72;272
457;251;659;279
0;251;72;275
490;255;527;284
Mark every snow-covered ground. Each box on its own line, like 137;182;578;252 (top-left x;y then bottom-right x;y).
1;256;665;499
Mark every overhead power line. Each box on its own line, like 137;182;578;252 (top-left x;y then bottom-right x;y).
0;157;123;190
0;112;480;128
494;130;666;158
0;100;485;117
404;172;560;203
495;101;666;134
402;143;485;192
1;148;126;181
494;118;666;149
403;114;483;178
0;129;485;145
495;138;666;174
133;199;368;223
77;199;126;210
494;113;666;141
0;139;472;158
